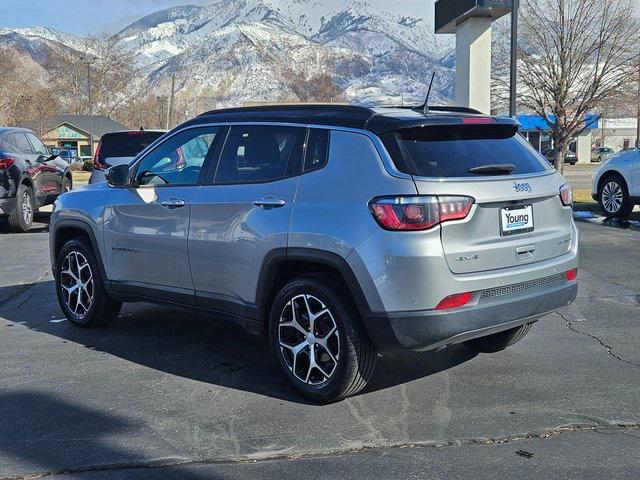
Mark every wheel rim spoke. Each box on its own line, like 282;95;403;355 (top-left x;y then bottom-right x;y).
60;251;94;318
603;182;623;212
278;293;340;386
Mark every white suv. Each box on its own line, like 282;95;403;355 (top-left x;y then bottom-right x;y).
592;151;640;217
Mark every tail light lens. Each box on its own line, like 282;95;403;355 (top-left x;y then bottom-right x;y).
369;195;474;231
566;268;578;281
560;183;573;206
435;292;473;310
0;158;15;170
92;142;109;170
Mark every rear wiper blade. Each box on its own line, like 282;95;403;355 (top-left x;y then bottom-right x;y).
468;164;515;175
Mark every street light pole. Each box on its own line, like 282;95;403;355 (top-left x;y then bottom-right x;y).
509;0;519;118
80;55;98;157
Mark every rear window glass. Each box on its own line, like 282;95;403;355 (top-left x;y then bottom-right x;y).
382;125;552;178
99;132;164;160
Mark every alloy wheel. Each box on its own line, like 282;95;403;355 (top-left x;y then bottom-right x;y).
602;181;623;213
278;294;340;385
21;191;32;224
59;251;94;318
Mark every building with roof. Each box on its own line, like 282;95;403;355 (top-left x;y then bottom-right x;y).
597;118;639;151
516;113;601;164
18;115;128;157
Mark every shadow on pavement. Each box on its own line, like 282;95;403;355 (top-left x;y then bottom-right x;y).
0;391;217;479
0;280;477;404
0;211;51;234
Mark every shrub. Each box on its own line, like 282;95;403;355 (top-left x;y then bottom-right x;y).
83;160;93;172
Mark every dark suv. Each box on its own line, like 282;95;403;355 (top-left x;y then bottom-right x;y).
0;127;71;232
89;130;166;184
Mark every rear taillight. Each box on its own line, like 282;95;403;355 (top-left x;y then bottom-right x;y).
566;268;578;281
0;157;15;170
369;195;474;231
560;183;573;206
92;142;109;170
435;292;473;310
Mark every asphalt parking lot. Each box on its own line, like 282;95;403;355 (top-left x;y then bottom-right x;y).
0;212;639;479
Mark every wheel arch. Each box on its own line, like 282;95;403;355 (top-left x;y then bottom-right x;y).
597;170;628;194
51;219;108;284
256;248;373;331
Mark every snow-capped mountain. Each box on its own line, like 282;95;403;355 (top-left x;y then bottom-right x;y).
1;0;456;107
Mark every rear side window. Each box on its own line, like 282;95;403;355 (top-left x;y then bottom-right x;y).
304;129;329;172
99;132;164;161
13;133;33;154
382;125;551;178
215;125;305;184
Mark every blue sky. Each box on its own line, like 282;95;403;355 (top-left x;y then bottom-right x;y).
0;0;433;35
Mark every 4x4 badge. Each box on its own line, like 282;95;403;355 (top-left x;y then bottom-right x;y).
513;182;533;193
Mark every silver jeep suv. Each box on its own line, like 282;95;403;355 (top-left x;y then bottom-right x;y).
50;105;578;402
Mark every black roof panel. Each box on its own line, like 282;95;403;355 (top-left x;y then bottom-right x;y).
189;104;518;135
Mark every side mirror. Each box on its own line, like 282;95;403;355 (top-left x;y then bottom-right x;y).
36;155;48;163
105;164;130;187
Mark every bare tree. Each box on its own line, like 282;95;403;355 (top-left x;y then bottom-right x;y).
517;0;640;172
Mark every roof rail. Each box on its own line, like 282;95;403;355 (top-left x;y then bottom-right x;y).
198;103;375;117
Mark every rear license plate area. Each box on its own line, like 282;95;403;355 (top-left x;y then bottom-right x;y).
500;204;534;236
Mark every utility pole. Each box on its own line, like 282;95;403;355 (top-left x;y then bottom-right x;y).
636;60;640;148
80;55;98;157
167;74;176;129
509;0;519;117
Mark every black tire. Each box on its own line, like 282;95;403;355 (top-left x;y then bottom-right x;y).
62;176;72;193
269;276;376;403
7;183;34;232
55;237;121;327
464;323;532;353
598;174;634;218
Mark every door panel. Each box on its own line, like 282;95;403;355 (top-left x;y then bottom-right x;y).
104;186;197;301
189;124;306;311
102;126;222;302
189;179;298;309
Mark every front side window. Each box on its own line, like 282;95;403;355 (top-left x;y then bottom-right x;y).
25;132;48;155
215;125;305;184
134;127;219;186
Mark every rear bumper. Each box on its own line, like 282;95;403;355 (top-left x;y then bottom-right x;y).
0;197;16;215
363;280;577;352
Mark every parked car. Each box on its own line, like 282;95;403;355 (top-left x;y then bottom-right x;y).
542;148;578;165
592;150;640;217
89;130;166;184
50;105;579;402
58;149;80;164
591;146;615;163
0;127;71;232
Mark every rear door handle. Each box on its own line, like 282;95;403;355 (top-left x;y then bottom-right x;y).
160;198;186;209
253;197;286;209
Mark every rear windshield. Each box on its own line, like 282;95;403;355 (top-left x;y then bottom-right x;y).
382;125;552;178
99;132;164;160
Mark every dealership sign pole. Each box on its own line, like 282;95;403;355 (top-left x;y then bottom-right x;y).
435;0;512;114
509;0;518;117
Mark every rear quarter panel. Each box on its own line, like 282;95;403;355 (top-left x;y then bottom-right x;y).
289;129;417;258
